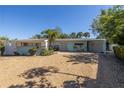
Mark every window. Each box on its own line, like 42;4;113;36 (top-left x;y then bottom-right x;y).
73;43;85;51
74;43;84;45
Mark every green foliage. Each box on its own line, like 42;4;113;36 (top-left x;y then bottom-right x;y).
28;48;37;56
0;45;5;56
56;31;90;39
69;32;90;38
69;32;77;38
113;46;124;61
91;5;124;45
76;32;83;38
41;27;61;48
32;27;91;40
59;33;69;39
14;51;20;56
83;32;90;38
40;49;54;56
0;36;9;40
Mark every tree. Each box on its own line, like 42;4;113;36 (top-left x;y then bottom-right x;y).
91;5;124;45
76;32;83;38
59;33;69;39
41;28;61;48
69;32;77;38
0;36;8;55
0;36;9;40
0;46;5;56
83;32;90;38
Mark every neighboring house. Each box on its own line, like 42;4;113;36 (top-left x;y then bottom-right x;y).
3;39;106;55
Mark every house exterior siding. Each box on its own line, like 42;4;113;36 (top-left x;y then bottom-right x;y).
54;41;87;52
88;40;105;52
3;39;106;55
16;46;36;55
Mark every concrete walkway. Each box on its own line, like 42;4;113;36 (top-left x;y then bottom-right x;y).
95;53;124;87
56;51;96;55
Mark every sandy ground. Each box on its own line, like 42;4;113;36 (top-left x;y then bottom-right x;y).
0;53;98;88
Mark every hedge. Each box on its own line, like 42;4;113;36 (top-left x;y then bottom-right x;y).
0;45;5;56
113;46;124;61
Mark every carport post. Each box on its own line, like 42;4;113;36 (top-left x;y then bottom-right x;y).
103;39;106;54
44;40;48;50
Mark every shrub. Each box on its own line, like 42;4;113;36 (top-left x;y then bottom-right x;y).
14;51;20;56
49;47;54;50
113;46;124;61
40;49;54;56
53;45;59;51
28;48;37;56
0;45;5;56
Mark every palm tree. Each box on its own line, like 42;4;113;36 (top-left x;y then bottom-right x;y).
76;32;83;38
69;32;77;38
83;32;90;38
41;28;61;48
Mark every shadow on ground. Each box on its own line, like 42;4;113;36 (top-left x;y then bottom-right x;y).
9;77;56;88
18;66;59;79
63;76;96;88
63;53;98;64
9;66;86;88
9;66;59;88
8;53;124;88
63;53;124;88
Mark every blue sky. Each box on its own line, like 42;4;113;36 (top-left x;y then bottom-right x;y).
0;5;112;39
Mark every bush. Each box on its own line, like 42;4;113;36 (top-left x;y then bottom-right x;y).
0;45;5;56
28;48;37;56
113;46;124;61
40;49;54;56
53;45;59;51
14;51;20;56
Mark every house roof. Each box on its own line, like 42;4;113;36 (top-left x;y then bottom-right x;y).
12;38;106;42
55;38;106;41
15;39;48;43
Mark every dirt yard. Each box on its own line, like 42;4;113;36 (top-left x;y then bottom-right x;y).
0;53;98;88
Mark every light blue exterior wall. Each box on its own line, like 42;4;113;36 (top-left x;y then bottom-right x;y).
12;39;106;55
66;41;87;52
16;46;36;55
67;42;74;51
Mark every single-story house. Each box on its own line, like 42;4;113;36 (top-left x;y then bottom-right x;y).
3;39;106;55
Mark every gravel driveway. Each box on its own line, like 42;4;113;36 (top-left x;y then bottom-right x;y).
0;53;98;88
0;52;123;88
95;53;124;88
